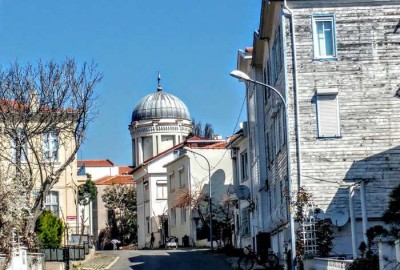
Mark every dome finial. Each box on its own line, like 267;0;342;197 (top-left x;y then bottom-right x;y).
157;71;162;92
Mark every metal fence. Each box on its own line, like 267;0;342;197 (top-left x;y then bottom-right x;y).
41;242;89;262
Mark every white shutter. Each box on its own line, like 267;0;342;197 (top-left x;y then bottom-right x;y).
317;94;340;137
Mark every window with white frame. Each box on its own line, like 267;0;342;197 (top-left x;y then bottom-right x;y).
241;207;250;236
240;151;248;181
44;190;59;216
181;208;186;223
156;183;167;199
144;181;150;201
316;90;340;137
178;167;184;187
312;15;337;59
43;131;59;162
168;173;174;192
171;208;176;226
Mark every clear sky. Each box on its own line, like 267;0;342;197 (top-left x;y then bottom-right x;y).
0;0;260;166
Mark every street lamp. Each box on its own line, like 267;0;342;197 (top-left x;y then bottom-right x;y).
230;69;297;270
182;147;214;252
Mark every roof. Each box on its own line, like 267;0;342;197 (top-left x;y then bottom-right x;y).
131;137;227;173
95;175;134;185
119;166;133;175
0;98;76;113
191;141;226;149
77;159;114;167
131;89;191;122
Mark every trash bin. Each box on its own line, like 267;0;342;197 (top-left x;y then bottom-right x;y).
182;235;189;247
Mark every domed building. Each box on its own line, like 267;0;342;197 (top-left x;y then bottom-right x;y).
129;81;193;167
129;77;193;249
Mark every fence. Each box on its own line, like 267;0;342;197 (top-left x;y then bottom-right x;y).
41;243;89;262
0;248;45;270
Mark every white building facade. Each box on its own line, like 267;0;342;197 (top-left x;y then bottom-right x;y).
129;81;193;248
164;139;233;247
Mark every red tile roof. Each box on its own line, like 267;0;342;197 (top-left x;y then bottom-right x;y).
193;141;226;149
119;166;132;175
95;175;134;185
78;159;114;167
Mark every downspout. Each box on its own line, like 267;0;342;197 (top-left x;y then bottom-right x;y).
349;185;357;258
360;181;368;246
282;2;301;270
283;0;302;190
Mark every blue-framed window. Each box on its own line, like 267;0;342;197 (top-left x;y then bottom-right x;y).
312;15;337;59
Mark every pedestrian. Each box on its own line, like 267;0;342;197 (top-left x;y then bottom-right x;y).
150;232;155;248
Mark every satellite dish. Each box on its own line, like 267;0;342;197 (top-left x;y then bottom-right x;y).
330;208;349;227
234;185;251;200
314;208;325;221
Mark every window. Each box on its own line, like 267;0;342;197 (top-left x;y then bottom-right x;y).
144;181;150;201
43;131;59;162
12;129;28;162
240;151;248;181
146;217;150;234
316;90;340;137
168;173;174;192
266;133;270;164
181;208;186;223
178;167;184;187
241;207;250;236
156;183;167;199
171;209;176;226
44;191;59;216
312;15;337;59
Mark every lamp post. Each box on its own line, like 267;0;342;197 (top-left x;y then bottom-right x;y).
230;70;297;270
182;147;213;252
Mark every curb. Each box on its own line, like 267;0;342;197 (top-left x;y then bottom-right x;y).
105;256;119;270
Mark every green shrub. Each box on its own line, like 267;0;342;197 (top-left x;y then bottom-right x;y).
35;210;64;248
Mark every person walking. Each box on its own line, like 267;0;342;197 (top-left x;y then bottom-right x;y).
150;232;155;249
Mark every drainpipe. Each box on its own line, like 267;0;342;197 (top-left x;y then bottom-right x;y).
349;185;357;259
282;2;301;269
360;181;368;245
283;0;302;190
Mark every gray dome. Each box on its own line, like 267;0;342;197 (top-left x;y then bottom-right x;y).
132;89;191;122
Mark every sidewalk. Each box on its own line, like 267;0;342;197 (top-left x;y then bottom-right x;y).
45;253;118;270
73;253;119;270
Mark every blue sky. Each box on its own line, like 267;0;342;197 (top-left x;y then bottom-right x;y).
0;0;260;165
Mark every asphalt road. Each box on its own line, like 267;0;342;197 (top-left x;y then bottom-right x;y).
105;249;234;270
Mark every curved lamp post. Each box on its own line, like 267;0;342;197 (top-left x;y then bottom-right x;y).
230;70;297;270
182;147;213;252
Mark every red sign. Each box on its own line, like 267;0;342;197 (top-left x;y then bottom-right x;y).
66;216;77;221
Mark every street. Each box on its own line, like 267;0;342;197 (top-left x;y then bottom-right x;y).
103;249;234;270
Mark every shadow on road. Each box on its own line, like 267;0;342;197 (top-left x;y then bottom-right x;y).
127;249;232;270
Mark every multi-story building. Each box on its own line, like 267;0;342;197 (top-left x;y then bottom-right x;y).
77;159;132;246
226;127;252;249
164;138;232;247
0;98;80;244
234;0;400;262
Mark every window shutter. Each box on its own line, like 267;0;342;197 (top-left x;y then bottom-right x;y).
317;95;340;137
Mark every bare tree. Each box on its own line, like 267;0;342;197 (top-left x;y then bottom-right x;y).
0;60;102;252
